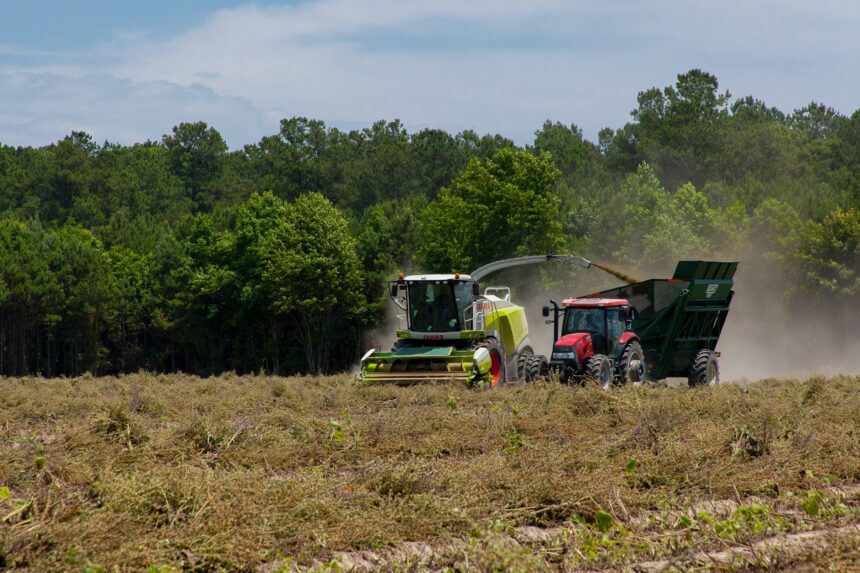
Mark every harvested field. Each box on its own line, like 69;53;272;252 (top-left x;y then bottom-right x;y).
2;373;860;571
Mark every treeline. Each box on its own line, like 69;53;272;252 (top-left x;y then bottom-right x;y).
0;194;366;376
0;69;857;376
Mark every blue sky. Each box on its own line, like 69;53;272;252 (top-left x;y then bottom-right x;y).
1;1;859;148
0;1;246;50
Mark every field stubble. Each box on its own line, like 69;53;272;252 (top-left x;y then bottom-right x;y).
1;373;859;571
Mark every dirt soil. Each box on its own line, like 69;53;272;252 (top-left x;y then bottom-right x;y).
1;373;859;571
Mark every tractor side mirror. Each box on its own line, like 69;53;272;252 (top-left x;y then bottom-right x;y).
472;282;480;296
389;282;399;298
542;306;550;317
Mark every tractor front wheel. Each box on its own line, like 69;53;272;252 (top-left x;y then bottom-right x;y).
525;354;546;382
475;339;506;389
688;350;719;387
584;354;613;389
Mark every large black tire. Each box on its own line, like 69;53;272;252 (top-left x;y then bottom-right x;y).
688;350;719;387
525;354;546;382
516;351;531;383
618;341;646;386
584;354;613;389
474;339;506;389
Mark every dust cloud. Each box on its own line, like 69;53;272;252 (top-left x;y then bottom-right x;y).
717;264;860;381
363;298;405;353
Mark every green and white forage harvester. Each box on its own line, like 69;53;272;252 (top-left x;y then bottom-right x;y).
357;255;592;388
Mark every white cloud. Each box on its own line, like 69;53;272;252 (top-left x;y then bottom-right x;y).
106;2;651;142
106;0;860;143
0;71;270;147
1;0;859;148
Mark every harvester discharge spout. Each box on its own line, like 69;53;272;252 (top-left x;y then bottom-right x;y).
470;254;591;282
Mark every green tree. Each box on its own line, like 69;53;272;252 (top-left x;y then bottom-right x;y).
230;192;293;372
794;207;860;297
411;128;470;199
608;163;712;270
105;246;160;370
788;102;846;139
831;110;860;206
532;121;604;187
44;133;96;223
417;148;565;272
162;122;228;212
241;117;343;203
632;69;731;189
260;193;366;373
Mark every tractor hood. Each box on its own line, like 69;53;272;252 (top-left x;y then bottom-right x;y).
554;333;593;362
555;332;591;347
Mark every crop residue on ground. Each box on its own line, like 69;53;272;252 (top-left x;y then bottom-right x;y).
2;373;860;571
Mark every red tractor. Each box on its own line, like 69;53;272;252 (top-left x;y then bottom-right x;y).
543;298;645;388
542;260;737;388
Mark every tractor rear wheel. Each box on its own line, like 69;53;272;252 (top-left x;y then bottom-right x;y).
475;339;506;389
618;341;646;386
584;354;613;389
525;354;546;382
688;350;719;387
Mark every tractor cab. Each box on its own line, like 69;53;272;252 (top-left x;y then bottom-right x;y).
558;298;632;355
402;277;475;333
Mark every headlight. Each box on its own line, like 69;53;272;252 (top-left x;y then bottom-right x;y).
551;346;577;360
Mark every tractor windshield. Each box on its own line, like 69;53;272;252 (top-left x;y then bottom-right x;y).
563;307;604;335
408;282;461;332
562;307;609;352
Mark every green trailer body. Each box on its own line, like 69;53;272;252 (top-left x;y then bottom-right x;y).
595;261;737;380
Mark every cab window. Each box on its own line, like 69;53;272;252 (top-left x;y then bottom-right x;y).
606;308;624;345
453;282;473;325
408;282;460;332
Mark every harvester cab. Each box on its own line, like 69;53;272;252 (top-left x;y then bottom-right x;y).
357;254;592;388
388;274;481;336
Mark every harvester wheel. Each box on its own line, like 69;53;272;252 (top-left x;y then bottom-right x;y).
475;339;505;389
390;339;411;352
584;354;613;389
516;351;531;383
618;341;646;386
688;350;719;387
525;354;546;382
